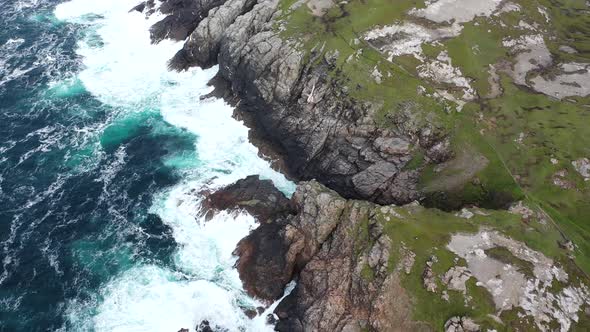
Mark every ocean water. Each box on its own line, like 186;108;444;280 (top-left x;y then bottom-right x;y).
0;0;295;330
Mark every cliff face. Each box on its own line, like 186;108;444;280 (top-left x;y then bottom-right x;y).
209;177;590;331
132;0;590;330
265;182;429;332
153;0;452;205
211;178;431;331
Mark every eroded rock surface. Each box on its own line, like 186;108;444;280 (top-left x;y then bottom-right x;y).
205;176;590;331
447;230;590;331
201;175;293;221
444;316;480;332
151;0;452;205
227;180;431;330
134;0;229;43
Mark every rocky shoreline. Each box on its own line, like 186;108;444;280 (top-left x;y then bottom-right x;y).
136;0;454;206
199;177;590;332
133;0;590;330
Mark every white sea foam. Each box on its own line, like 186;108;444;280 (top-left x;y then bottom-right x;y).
56;0;295;330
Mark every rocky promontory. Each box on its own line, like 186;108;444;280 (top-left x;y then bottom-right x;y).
207;177;590;331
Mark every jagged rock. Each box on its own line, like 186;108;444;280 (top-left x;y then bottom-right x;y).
242;307;258;319
572;157;590;180
148;0;227;43
559;239;575;252
201;175;293;221
169;0;258;69
177;329;189;332
232;180;429;330
158;0;451;205
234;181;346;301
552;169;575;189
130;2;147;13
233;221;296;301
397;245;416;274
457;208;474;219
508;201;535;222
422;256;438;293
196;320;213;332
444;316;480;332
266;313;278;325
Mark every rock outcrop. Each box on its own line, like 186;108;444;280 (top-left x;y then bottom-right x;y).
130;0;590;330
444;316;480;332
231;180;431;330
159;0;451;205
134;0;228;43
201;175;293;221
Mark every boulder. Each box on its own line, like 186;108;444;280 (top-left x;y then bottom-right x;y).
444;316;480;332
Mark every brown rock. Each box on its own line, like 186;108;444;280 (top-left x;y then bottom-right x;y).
202;175;293;222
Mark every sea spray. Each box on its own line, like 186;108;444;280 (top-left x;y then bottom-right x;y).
54;0;294;330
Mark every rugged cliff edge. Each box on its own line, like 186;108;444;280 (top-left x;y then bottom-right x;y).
206;177;590;331
135;0;590;330
141;0;455;206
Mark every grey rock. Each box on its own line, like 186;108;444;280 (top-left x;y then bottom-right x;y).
159;0;451;206
444;316;480;332
149;0;227;43
169;0;258;69
442;266;472;293
573;157;590;180
559;45;578;54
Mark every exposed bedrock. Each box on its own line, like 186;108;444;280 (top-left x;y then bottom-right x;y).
201;175;294;221
159;0;452;205
169;0;259;69
231;179;432;331
134;0;228;43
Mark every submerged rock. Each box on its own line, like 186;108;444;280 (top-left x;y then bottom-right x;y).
196;320;213;332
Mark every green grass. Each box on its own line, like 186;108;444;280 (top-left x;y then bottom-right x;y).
375;204;583;330
485;246;536;278
444;20;506;96
273;0;590;326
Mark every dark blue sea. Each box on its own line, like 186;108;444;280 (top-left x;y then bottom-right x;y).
0;0;293;330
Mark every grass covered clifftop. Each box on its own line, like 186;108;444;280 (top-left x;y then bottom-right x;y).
272;0;590;277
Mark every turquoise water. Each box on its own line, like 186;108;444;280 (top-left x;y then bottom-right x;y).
0;0;294;330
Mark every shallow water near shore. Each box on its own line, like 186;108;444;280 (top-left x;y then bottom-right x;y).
0;0;294;330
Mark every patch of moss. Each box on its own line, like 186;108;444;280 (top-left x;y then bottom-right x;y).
485;246;536;279
361;264;375;281
352;212;375;258
403;150;426;171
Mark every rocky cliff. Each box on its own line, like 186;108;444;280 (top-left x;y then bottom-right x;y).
132;0;590;330
137;0;454;206
207;177;590;331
